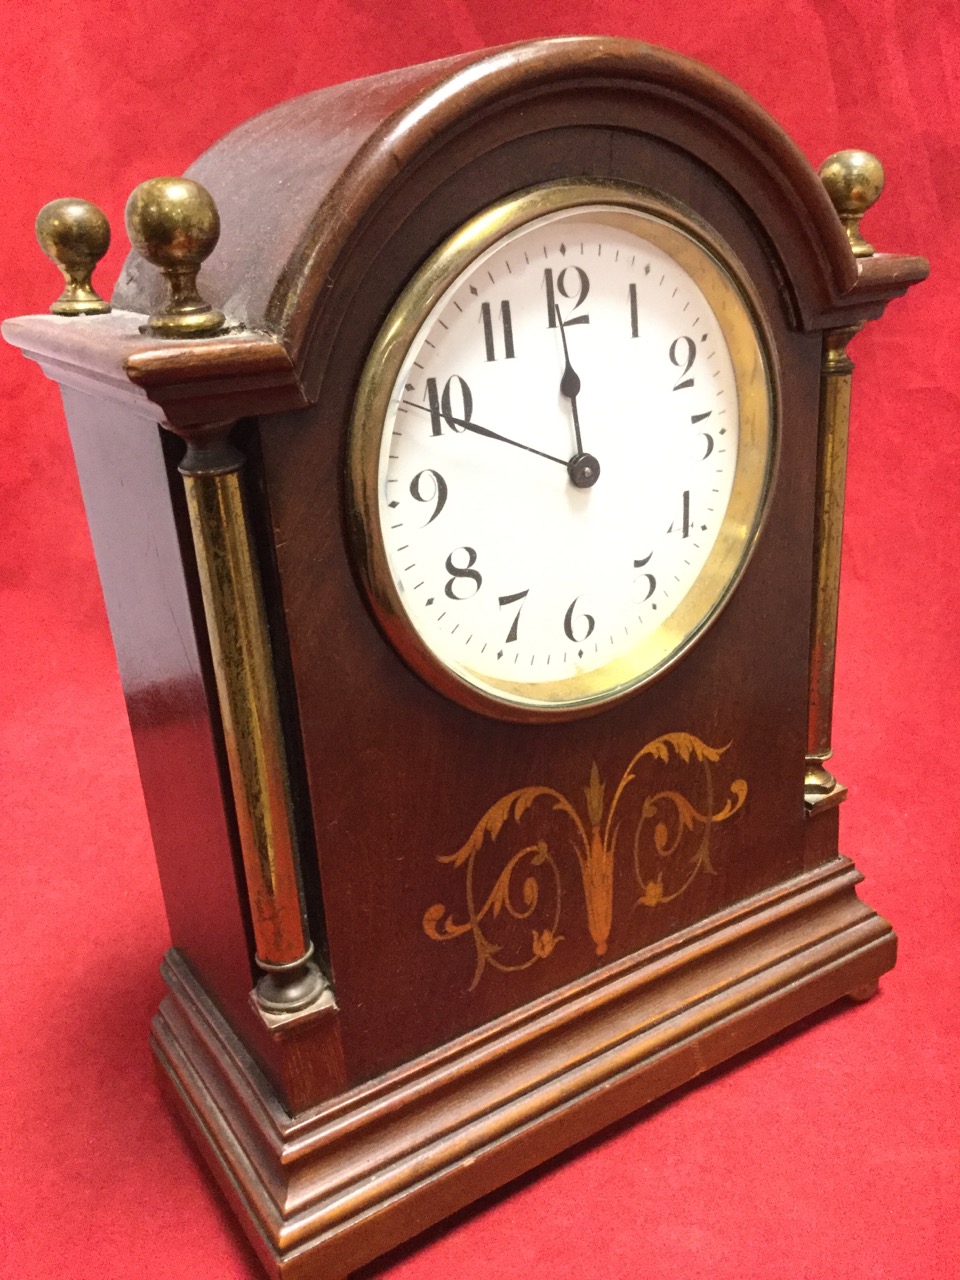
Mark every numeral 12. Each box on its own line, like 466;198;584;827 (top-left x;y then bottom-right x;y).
544;267;590;327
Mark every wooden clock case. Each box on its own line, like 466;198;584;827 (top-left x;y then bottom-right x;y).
4;37;927;1280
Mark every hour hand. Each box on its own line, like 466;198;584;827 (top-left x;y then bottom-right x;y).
559;351;581;403
556;305;583;447
555;307;600;489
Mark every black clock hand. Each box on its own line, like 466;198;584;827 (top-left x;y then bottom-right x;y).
555;307;600;489
555;305;584;456
400;400;568;467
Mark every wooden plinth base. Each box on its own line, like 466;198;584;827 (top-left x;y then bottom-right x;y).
152;857;894;1279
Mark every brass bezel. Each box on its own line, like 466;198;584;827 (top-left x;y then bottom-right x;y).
348;180;778;722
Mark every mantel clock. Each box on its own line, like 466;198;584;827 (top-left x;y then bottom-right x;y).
5;38;927;1279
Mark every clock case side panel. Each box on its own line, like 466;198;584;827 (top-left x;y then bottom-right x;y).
248;120;833;1085
48;386;347;1111
55;386;258;1027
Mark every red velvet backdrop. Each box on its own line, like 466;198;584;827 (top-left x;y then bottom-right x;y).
2;3;957;1278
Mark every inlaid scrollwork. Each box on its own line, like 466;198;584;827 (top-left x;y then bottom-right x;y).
423;733;747;989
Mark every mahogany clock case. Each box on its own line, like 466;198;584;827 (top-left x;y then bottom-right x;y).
4;37;928;1280
232;114;814;1083
118;39;917;1077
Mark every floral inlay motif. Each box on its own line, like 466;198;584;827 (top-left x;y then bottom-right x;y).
423;733;747;989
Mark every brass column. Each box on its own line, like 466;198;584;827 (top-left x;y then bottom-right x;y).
180;434;327;1015
806;149;885;809
805;325;859;805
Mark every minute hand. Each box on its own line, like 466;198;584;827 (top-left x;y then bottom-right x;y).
401;400;567;467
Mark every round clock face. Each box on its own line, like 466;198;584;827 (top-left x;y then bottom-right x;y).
350;183;775;719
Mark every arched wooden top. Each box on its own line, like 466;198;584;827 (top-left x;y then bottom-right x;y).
112;36;927;375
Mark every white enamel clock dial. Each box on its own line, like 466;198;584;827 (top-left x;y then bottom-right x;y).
351;185;775;718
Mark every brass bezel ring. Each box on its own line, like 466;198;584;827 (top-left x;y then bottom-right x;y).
348;180;779;722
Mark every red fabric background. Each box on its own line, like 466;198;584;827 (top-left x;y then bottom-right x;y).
1;3;958;1278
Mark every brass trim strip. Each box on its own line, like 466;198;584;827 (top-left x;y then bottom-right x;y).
180;436;327;1016
805;326;859;809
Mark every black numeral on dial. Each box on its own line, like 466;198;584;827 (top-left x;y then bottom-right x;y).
669;336;697;390
634;555;656;601
544;267;590;327
444;547;482;599
668;490;692;538
425;375;473;435
480;300;515;362
563;595;595;642
691;410;714;457
498;589;529;643
409;469;448;525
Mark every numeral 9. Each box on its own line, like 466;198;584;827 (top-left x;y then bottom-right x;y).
409;469;448;525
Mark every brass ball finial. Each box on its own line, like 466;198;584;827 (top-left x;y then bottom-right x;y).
125;177;226;337
35;198;111;315
818;150;885;258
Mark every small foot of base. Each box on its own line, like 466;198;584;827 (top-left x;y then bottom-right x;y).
848;979;880;1003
